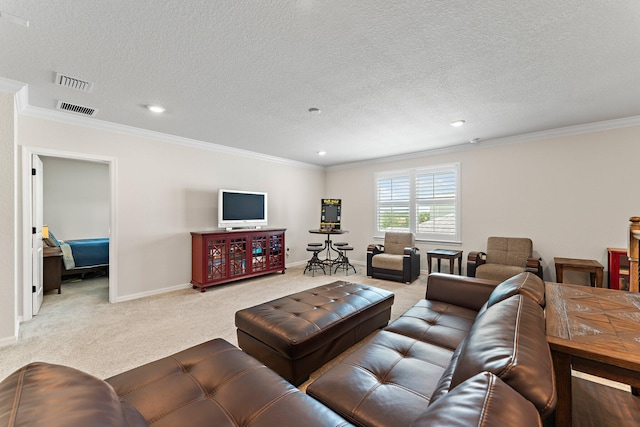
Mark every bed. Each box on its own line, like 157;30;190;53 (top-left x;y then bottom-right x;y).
61;238;109;278
45;232;109;279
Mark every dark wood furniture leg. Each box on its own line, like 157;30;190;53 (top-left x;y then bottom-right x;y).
556;264;564;283
595;267;603;288
552;350;572;427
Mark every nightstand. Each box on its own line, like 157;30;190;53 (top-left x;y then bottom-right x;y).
43;246;63;294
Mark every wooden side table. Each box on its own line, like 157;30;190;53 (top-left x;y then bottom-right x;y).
554;257;604;288
43;246;63;294
427;249;463;275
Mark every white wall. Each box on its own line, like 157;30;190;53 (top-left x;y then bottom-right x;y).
17;115;325;304
5;108;639;347
42;157;109;240
0;92;17;344
326;125;640;287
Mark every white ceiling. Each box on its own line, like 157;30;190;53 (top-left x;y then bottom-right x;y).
1;1;639;166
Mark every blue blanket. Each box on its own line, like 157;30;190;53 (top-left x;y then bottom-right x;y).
64;238;109;268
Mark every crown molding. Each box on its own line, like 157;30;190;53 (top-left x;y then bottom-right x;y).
327;115;640;171
18;102;323;171
0;76;25;93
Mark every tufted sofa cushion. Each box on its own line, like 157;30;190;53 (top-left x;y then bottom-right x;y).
411;372;542;427
307;330;454;426
383;299;476;351
0;362;147;427
106;338;350;427
447;294;556;418
486;272;545;308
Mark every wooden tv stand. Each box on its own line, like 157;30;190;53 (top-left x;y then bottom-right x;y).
191;228;286;292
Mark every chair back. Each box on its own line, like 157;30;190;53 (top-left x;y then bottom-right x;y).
485;237;533;267
383;232;415;255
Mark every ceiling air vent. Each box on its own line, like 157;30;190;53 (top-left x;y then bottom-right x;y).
54;72;94;93
56;100;98;117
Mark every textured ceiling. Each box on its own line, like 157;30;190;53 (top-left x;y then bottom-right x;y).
1;1;639;166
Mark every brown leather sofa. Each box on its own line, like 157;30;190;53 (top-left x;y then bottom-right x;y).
0;338;349;427
307;272;555;426
1;273;554;427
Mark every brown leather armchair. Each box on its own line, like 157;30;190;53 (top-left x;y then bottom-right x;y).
467;236;543;281
367;232;420;283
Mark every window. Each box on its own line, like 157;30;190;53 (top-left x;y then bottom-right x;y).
374;163;460;242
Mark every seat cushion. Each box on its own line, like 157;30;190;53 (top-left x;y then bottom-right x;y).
307;330;453;427
106;339;349;427
0;362;147;427
371;253;403;270
411;372;542;427
384;299;477;350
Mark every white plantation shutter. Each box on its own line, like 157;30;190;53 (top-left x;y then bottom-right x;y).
375;173;411;233
375;164;460;242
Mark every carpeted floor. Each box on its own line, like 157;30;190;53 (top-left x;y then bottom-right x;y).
0;264;427;383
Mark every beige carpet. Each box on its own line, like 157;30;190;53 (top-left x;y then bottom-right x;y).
0;265;427;383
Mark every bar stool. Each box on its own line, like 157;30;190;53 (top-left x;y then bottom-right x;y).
304;245;326;276
333;245;356;275
331;242;348;269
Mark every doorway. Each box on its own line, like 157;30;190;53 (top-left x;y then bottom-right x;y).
21;146;117;322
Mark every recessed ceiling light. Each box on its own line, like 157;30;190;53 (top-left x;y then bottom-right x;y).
469;138;480;144
147;105;165;113
317;151;327;156
450;120;465;127
308;108;321;115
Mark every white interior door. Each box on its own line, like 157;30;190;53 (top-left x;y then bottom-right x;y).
32;155;44;315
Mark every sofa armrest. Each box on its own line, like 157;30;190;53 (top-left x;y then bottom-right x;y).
367;244;384;254
426;273;499;312
525;257;544;280
403;246;419;256
366;244;384;276
466;251;486;277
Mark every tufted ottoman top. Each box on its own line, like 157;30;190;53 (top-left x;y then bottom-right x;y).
235;281;394;359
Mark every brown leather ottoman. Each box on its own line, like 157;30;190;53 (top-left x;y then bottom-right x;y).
235;281;394;385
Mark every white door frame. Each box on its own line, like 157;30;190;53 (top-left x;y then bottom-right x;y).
21;146;118;322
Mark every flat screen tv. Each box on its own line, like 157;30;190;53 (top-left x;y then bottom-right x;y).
218;189;268;229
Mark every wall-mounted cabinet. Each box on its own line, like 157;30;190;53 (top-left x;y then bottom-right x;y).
191;229;286;292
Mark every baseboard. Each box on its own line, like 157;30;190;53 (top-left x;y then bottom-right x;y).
0;334;18;348
115;282;192;303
